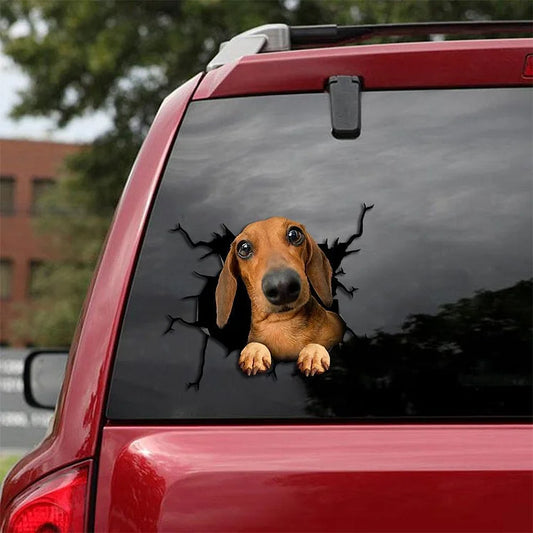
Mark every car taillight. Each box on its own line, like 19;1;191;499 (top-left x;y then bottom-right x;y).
3;462;90;533
523;54;533;78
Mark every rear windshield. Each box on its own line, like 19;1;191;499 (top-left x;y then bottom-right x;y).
107;88;532;421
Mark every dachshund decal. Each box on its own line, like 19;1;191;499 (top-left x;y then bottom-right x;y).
216;217;344;377
166;204;373;388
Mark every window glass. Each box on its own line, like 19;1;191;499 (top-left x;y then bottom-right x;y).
0;259;14;300
31;178;56;214
28;260;45;298
0;176;15;215
108;89;532;420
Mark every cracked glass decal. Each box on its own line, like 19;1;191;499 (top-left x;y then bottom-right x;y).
165;204;372;388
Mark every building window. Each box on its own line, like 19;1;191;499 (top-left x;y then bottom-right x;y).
0;259;13;300
0;176;16;215
28;260;45;298
31;178;56;214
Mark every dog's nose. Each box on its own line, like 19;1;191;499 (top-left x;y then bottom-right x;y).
262;268;301;306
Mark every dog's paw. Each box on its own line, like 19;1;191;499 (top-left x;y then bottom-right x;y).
297;344;330;377
239;342;272;376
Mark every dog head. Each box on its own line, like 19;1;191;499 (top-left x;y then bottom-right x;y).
215;217;333;328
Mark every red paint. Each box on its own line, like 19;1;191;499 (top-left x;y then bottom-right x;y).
0;73;203;511
93;425;533;532
194;40;533;99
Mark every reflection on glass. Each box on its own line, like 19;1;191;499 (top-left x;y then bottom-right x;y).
304;279;532;418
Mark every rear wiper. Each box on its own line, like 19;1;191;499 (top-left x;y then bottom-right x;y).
327;76;362;140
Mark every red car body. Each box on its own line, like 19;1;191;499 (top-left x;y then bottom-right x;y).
2;36;532;532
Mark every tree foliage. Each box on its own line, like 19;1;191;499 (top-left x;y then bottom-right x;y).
305;279;532;417
1;0;531;345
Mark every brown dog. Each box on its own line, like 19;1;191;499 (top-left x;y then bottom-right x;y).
216;217;344;376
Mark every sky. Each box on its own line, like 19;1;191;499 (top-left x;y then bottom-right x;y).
0;51;111;144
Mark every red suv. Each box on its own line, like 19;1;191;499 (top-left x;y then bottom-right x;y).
2;21;532;532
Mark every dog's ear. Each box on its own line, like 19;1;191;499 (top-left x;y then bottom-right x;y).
215;243;239;328
305;232;333;307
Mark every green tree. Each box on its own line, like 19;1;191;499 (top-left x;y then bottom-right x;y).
1;0;531;345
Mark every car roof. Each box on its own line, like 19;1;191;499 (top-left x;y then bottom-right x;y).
206;21;533;71
195;38;533;100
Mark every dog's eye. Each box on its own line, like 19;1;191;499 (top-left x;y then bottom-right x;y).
287;226;305;246
237;240;253;259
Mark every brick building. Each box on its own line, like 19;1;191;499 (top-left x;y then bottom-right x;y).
0;139;81;346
